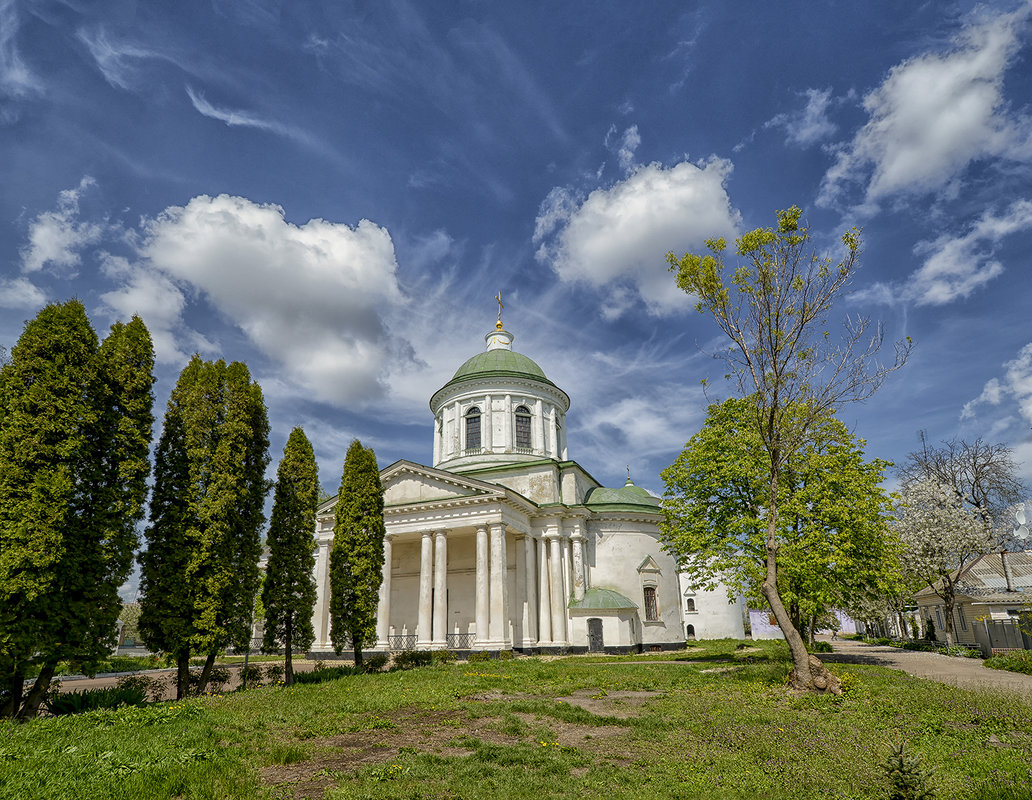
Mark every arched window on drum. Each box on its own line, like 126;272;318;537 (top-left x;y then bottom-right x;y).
464;406;482;452
514;405;532;451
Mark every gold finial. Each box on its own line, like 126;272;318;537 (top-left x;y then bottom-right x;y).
495;291;504;329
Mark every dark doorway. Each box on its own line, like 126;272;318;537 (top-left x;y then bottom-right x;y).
587;618;604;652
686;624;696;640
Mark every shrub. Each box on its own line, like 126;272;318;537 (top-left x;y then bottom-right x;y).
810;641;833;653
881;742;933;800
116;674;161;702
431;650;457;666
239;664;265;688
266;664;284;684
46;685;147;716
392;650;433;670
985;650;1032;675
497;650;514;661
292;665;361;684
206;666;231;692
363;653;389;673
467;652;492;663
105;655;159;673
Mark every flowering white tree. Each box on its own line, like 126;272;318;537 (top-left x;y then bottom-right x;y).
896;479;992;647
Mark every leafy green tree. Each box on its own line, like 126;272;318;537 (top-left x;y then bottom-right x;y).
139;356;270;698
667;206;910;692
262;427;319;684
329;440;385;666
0;302;154;719
663;398;896;644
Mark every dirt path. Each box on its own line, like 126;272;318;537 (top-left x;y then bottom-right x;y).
820;637;1032;702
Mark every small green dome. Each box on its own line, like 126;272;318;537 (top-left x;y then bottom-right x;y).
568;588;639;610
584;479;661;509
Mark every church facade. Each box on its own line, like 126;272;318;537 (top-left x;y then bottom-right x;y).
309;321;743;654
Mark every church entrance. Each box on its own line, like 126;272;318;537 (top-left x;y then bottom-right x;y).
587;618;604;652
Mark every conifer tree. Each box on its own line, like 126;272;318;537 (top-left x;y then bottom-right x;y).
329;440;385;666
0;302;154;719
262;427;319;684
140;356;270;697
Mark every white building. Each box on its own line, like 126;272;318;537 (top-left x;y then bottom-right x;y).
310;320;742;654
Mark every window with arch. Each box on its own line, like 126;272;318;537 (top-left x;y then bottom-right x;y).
685;598;696;613
643;586;659;621
464;406;481;451
514;405;532;449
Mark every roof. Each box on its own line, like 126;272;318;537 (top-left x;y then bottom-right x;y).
435;348;562;399
584;478;662;510
568;588;639;610
914;551;1032;603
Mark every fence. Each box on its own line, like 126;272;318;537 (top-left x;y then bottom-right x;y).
972;618;1032;657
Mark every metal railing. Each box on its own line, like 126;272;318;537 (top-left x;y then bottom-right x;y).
388;634;417;651
447;633;476;649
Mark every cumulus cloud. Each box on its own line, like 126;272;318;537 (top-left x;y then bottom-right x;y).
819;5;1032;207
852;199;1032;305
765;87;837;147
963;342;1032;426
0;276;46;308
132;194;410;406
20;177;106;274
534;157;741;317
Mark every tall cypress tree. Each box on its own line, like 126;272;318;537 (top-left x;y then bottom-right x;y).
0;302;154;719
329;440;385;665
262;427;319;684
139;356;270;698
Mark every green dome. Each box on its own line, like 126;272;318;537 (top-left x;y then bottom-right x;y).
584;479;661;509
451;348;551;383
568;588;638;610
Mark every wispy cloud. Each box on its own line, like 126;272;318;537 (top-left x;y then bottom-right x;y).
819;5;1032;208
0;0;41;97
765;87;837;147
852;199;1032;305
963;342;1032;429
76;26;167;90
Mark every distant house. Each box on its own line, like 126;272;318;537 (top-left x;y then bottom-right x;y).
913;551;1032;647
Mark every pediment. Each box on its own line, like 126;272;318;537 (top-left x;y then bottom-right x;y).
381;460;499;507
637;555;661;573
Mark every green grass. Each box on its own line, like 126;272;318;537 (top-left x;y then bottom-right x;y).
985;650;1032;675
3;640;1031;799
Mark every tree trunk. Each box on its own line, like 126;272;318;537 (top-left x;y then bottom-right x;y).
195;651;217;694
942;583;956;649
176;650;191;700
353;637;364;668
898;611;909;640
762;463;840;694
16;661;56;721
284;618;294;686
0;668;24;720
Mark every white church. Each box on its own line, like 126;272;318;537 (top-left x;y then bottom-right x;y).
309;316;743;655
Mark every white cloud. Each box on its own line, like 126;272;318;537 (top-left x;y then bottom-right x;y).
20;177;106;274
136;194;410;406
0;276;45;308
963;343;1032;426
853;199;1032;305
534;157;741;316
617;125;641;173
0;0;40;98
819;5;1032;206
765;87;837;147
76;26;161;90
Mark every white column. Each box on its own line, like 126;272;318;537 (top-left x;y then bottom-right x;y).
563;536;572;606
433;530;448;648
417;531;433;648
548;531;568;645
514;534;526;646
483;395;492;451
433;419;442;466
537;536;551;645
314;538;331;649
376;536;393;647
570;522;586;602
489;522;509;646
475;526;489;648
504;394;512;452
523;534;538;646
534;398;544;453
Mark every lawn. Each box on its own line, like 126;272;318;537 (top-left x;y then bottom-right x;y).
2;640;1030;800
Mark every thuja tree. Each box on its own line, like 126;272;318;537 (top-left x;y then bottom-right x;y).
667;206;910;692
329;440;385;665
139;357;270;698
0;302;154;719
895;478;992;648
262;427;320;684
663;397;896;646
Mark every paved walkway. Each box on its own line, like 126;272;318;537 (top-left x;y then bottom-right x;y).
821;637;1032;702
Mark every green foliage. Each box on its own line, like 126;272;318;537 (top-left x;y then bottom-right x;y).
0;301;155;717
431;650;457;665
139;356;270;696
881;742;934;800
662;397;896;625
391;650;433;669
329;439;385;658
467;651;492;663
985;650;1032;675
265;664;284;684
45;685;147;716
291;664;362;684
809;641;833;653
239;664;264;688
116;674;162;702
262;427;319;680
363;652;390;672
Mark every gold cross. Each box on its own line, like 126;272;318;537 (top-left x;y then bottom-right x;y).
496;292;504;328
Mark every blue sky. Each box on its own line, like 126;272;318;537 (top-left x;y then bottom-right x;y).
3;0;1032;500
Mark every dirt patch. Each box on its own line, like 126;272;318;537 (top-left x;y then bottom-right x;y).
259;698;638;799
553;688;661;718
